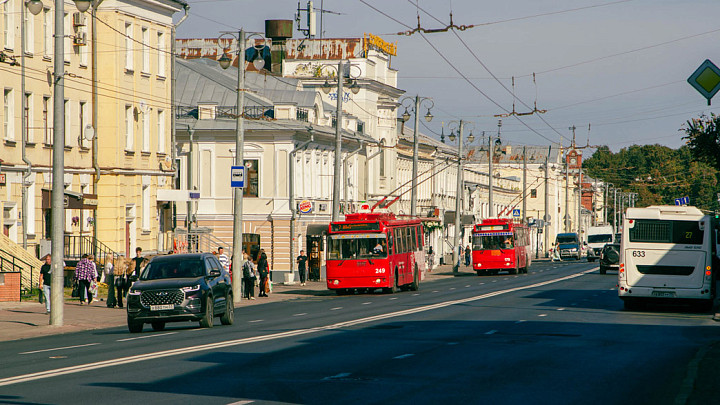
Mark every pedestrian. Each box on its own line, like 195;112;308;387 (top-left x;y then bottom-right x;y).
115;257;132;309
552;242;562;262
74;254;96;305
465;245;471;267
427;246;434;270
88;255;99;301
39;254;52;313
242;252;256;300
217;246;230;271
131;247;145;281
105;254;117;308
296;249;308;286
257;249;269;297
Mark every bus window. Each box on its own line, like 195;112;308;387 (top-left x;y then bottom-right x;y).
406;227;413;251
387;230;394;254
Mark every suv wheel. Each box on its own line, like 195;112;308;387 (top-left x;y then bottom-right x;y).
151;321;166;331
199;296;214;328
220;294;234;325
128;318;143;333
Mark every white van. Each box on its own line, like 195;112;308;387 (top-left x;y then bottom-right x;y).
586;225;614;262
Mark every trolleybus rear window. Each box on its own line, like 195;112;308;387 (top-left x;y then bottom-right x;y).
629;220;703;244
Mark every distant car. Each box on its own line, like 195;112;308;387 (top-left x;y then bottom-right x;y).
556;232;581;260
599;243;620;275
126;253;234;333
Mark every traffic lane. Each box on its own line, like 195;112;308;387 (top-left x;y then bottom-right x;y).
3;269;713;405
0;262;597;380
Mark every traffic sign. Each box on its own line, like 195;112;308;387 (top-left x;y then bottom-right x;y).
231;166;245;188
688;59;720;105
512;209;521;217
674;196;690;206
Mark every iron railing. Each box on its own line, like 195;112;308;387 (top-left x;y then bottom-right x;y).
64;235;121;273
174;228;230;255
0;248;38;301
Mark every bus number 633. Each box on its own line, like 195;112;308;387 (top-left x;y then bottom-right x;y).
632;251;646;257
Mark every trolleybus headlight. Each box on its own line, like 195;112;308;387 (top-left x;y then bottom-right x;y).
332;280;339;285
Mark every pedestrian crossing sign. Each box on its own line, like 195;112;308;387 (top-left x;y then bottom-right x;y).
512;209;521;217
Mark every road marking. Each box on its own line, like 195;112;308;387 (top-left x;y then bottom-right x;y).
393;353;415;359
293;313;307;317
515;320;526;324
492;280;498;283
330;307;343;310
432;290;439;293
412;294;420;296
571;303;578;306
362;302;372;305
0;268;595;387
538;314;548;317
226;401;254;405
117;332;177;342
465;285;471;288
557;308;566;311
323;372;351;381
20;343;100;355
478;283;484;285
450;287;456;290
248;319;264;323
485;330;497;335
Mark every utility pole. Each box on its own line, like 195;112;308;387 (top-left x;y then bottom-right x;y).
577;161;582;235
231;28;247;301
564;157;570;232
613;187;618;235
452;120;464;273
331;60;344;222
522;145;527;223
411;96;420;217
490;120;501;217
544;147;551;257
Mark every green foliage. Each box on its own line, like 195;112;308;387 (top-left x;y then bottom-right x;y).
583;143;719;211
681;114;720;171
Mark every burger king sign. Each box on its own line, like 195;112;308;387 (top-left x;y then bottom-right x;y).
298;200;313;214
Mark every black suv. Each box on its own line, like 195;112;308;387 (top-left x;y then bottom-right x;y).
599;243;620;275
126;253;234;333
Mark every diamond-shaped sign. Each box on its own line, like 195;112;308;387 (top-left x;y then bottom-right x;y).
688;59;720;105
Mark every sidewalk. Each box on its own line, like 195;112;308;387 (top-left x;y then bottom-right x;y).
0;263;472;342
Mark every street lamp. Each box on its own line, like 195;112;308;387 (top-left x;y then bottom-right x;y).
447;119;474;273
218;29;265;302
317;62;361;222
399;95;433;217
27;0;91;326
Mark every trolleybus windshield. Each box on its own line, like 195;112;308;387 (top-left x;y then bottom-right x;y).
328;234;388;260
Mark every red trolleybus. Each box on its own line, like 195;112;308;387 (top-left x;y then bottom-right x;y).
326;212;426;295
471;218;531;276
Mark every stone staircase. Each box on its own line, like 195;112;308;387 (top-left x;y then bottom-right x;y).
0;233;43;296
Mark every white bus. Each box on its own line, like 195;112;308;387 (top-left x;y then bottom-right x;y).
618;205;716;310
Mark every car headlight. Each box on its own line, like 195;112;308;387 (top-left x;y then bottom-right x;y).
181;285;200;293
570;248;577;252
128;289;141;296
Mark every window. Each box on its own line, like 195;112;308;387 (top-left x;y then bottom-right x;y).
42;96;50;144
530;189;537;198
64;100;71;147
157;109;165;153
4;89;14;141
43;8;52;57
629;220;703;245
141;110;149;152
3;1;14;49
79;101;87;147
141;27;149;73
24;5;34;53
24;93;32;143
379;148;385;177
142;185;150;231
157;31;165;76
243;159;259;197
27;181;35;235
79;25;88;65
125;23;133;70
63;13;70;63
125;105;133;150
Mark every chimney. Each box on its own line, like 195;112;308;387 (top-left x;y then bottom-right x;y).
265;20;293;74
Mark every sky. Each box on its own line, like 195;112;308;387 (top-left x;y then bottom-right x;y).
175;0;720;154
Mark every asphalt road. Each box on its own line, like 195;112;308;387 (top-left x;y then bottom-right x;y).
1;259;717;405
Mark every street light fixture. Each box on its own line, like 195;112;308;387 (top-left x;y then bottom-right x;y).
447;120;473;273
25;0;43;15
398;95;434;216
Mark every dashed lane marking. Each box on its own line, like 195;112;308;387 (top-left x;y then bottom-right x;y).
538;314;548;317
515;320;526;324
330;307;343;311
393;354;415;360
485;330;498;335
248;320;264;323
389;298;398;300
362;302;372;305
557;308;566;311
323;372;351;381
117;332;177;342
293;313;307;317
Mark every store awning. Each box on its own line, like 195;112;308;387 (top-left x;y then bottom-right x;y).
305;223;329;236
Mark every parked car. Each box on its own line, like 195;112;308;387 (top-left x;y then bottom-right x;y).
126;253;234;333
599;243;620;274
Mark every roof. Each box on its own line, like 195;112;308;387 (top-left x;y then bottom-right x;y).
467;144;563;164
399;124;456;154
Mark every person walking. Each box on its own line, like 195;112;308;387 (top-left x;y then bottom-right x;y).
105;254;116;308
257;249;269;297
88;255;99;302
296;249;308;286
39;254;52;313
242;252;256;300
115;257;132;309
464;245;471;267
74;254;96;305
131;247;145;281
217;247;230;271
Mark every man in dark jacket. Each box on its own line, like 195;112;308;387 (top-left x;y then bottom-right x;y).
257;249;269;297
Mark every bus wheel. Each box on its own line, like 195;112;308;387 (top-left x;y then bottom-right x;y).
409;266;419;291
385;271;399;294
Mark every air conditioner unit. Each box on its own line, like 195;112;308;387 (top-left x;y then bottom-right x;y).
73;32;87;46
72;12;86;27
318;203;328;212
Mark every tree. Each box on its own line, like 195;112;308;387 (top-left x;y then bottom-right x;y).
681;114;720;171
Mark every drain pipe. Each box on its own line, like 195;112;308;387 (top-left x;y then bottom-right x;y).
364;139;386;200
172;5;190;237
289;130;314;279
91;0;107;247
20;0;30;249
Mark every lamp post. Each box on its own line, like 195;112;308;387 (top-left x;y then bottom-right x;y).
320;62;360;222
448;120;474;273
399;95;433;217
488;120;503;217
26;0;89;326
218;29;265;301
